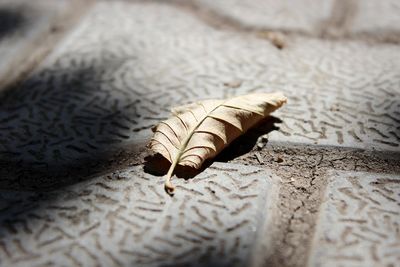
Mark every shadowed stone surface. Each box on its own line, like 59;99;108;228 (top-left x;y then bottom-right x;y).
0;162;277;267
0;1;399;178
309;171;400;267
0;0;70;83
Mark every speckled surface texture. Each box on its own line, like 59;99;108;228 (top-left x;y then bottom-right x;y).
0;1;399;267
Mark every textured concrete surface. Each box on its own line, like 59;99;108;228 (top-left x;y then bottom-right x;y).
309;171;400;267
193;0;333;34
227;144;400;267
195;0;400;41
0;1;399;177
0;162;278;267
0;1;399;267
351;0;400;34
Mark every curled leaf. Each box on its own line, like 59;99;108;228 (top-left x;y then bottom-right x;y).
148;92;287;195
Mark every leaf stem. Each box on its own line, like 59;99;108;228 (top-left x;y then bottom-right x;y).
164;103;225;195
164;159;178;196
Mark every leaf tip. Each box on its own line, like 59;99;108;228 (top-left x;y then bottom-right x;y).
273;91;288;106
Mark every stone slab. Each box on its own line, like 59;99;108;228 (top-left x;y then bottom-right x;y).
351;0;400;34
0;0;70;84
308;171;400;267
195;0;400;38
0;1;399;174
193;0;334;34
0;162;278;267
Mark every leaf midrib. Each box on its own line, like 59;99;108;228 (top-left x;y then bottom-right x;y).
166;101;225;178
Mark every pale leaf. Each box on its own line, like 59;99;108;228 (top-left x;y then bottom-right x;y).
148;92;287;194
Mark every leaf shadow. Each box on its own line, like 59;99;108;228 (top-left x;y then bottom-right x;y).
143;116;282;179
215;116;281;162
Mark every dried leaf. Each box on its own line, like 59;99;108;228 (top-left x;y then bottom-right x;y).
148;92;287;194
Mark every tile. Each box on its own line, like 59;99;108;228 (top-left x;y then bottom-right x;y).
0;162;278;267
194;0;333;34
309;171;400;267
351;0;400;34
